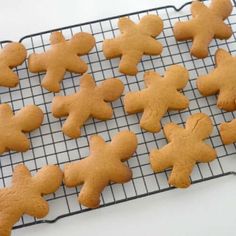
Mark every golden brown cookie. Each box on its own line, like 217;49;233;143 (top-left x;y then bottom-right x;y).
124;65;189;133
150;113;217;188
0;42;27;87
64;130;137;208
103;15;163;75
28;31;95;92
52;74;124;138
0;164;63;236
220;119;236;144
174;0;233;58
0;103;44;155
197;49;236;111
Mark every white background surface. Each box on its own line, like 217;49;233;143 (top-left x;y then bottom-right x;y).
0;0;236;235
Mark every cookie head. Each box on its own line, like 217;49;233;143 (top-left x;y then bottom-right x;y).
110;130;138;160
15;105;44;132
33;165;63;194
165;65;189;89
185;113;213;139
99;78;124;101
210;0;233;19
2;42;27;67
138;15;163;37
70;32;95;55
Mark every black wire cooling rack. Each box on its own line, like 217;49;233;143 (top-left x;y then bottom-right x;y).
0;0;236;232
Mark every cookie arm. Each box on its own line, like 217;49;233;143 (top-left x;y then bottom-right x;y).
12;164;31;185
52;95;75;117
191;1;207;17
195;142;216;163
149;145;173;172
163;123;184;142
220;119;236;144
102;38;122;58
0;67;19;87
5;131;30;152
124;91;145;114
64;161;85;187
118;17;136;33
197;72;220;96
174;21;195;41
28;53;47;72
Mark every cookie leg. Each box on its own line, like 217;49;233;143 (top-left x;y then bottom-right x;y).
168;92;189;110
91;102;113;120
79;181;104;208
220;119;236;144
169;162;194;188
214;23;232;39
66;56;88;74
109;163;132;183
25;197;49;218
196;143;217;162
62;111;89;138
191;34;211;58
119;51;143;75
140;107;165;133
149;146;173;172
0;216;13;236
41;67;66;92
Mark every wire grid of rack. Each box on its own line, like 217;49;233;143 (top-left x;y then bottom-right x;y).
0;0;235;231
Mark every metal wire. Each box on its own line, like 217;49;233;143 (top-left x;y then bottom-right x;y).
0;0;235;231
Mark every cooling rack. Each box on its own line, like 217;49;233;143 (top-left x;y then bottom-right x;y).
0;0;235;232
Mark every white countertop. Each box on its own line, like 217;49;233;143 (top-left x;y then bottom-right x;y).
0;0;236;235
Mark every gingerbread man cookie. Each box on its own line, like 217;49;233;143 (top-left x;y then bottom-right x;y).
52;74;124;138
150;113;217;188
103;15;163;75
197;49;236;111
28;31;95;92
124;65;189;133
174;0;233;58
64;130;137;208
0;103;43;155
0;42;27;87
0;164;63;236
220;119;236;144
